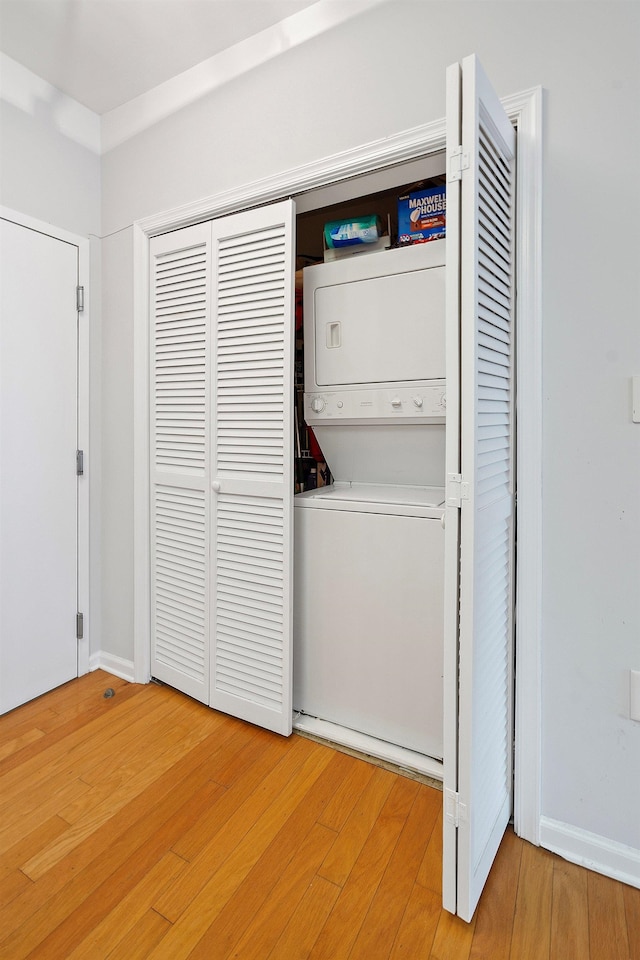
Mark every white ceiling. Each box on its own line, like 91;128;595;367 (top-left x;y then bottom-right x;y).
0;0;319;114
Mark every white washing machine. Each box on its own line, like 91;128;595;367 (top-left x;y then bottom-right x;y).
293;241;447;769
293;483;444;760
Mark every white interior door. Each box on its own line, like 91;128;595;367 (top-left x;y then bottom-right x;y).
443;54;517;922
149;222;212;704
210;201;295;736
0;218;79;713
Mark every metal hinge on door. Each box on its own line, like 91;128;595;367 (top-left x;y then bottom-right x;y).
448;146;470;182
445;788;467;829
76;450;84;476
447;473;470;508
76;286;85;312
76;613;84;640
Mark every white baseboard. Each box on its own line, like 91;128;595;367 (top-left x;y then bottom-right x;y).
540;816;640;889
89;651;137;684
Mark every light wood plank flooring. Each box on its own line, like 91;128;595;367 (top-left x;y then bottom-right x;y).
0;670;638;959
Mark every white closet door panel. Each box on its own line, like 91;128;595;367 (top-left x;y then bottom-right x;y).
442;58;463;915
150;223;212;703
444;54;516;922
0;218;78;713
211;201;295;736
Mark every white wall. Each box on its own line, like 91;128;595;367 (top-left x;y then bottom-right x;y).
0;54;101;237
59;1;640;866
100;0;640;862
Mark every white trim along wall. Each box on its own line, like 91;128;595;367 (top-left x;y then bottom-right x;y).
0;205;92;680
131;87;543;846
101;0;387;154
89;650;135;683
540;818;640;890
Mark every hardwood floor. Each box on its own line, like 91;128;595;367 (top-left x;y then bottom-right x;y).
0;671;638;959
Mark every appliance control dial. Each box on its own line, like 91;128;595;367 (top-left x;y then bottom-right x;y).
440;393;446;409
391;397;402;408
413;395;424;408
310;396;326;413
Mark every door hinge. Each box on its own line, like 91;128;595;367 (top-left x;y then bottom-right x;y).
76;449;84;476
76;286;85;312
76;612;84;640
448;146;470;182
446;473;470;508
445;788;467;828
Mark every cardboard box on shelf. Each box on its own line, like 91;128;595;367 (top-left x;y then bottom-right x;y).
397;186;446;245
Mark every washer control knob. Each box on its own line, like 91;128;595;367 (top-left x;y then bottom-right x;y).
391;397;402;408
413;395;424;408
311;396;326;413
337;400;344;409
440;393;447;409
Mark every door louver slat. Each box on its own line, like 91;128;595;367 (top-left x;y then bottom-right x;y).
471;509;511;867
215;496;284;708
475;116;514;513
463;86;515;914
215;221;288;478
211;202;294;735
150;223;211;704
153;486;207;685
153;241;208;476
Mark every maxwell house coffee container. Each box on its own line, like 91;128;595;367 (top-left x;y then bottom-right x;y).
397;186;446;244
324;215;382;248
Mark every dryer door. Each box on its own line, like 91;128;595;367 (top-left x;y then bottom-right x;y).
313;260;445;386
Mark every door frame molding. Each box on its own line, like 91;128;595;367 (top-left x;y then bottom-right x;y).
132;85;543;844
0;206;92;678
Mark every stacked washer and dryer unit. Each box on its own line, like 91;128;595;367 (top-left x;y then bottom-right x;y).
293;239;447;774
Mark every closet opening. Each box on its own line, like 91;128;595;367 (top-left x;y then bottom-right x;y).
291;153;452;780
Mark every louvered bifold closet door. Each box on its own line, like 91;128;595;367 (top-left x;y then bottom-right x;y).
444;54;516;922
149;223;212;704
210;200;295;736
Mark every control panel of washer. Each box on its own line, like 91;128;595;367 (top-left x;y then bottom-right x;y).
304;385;446;423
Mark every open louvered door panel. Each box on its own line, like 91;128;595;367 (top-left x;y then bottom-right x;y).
443;54;516;921
210;201;295;736
149;223;212;704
